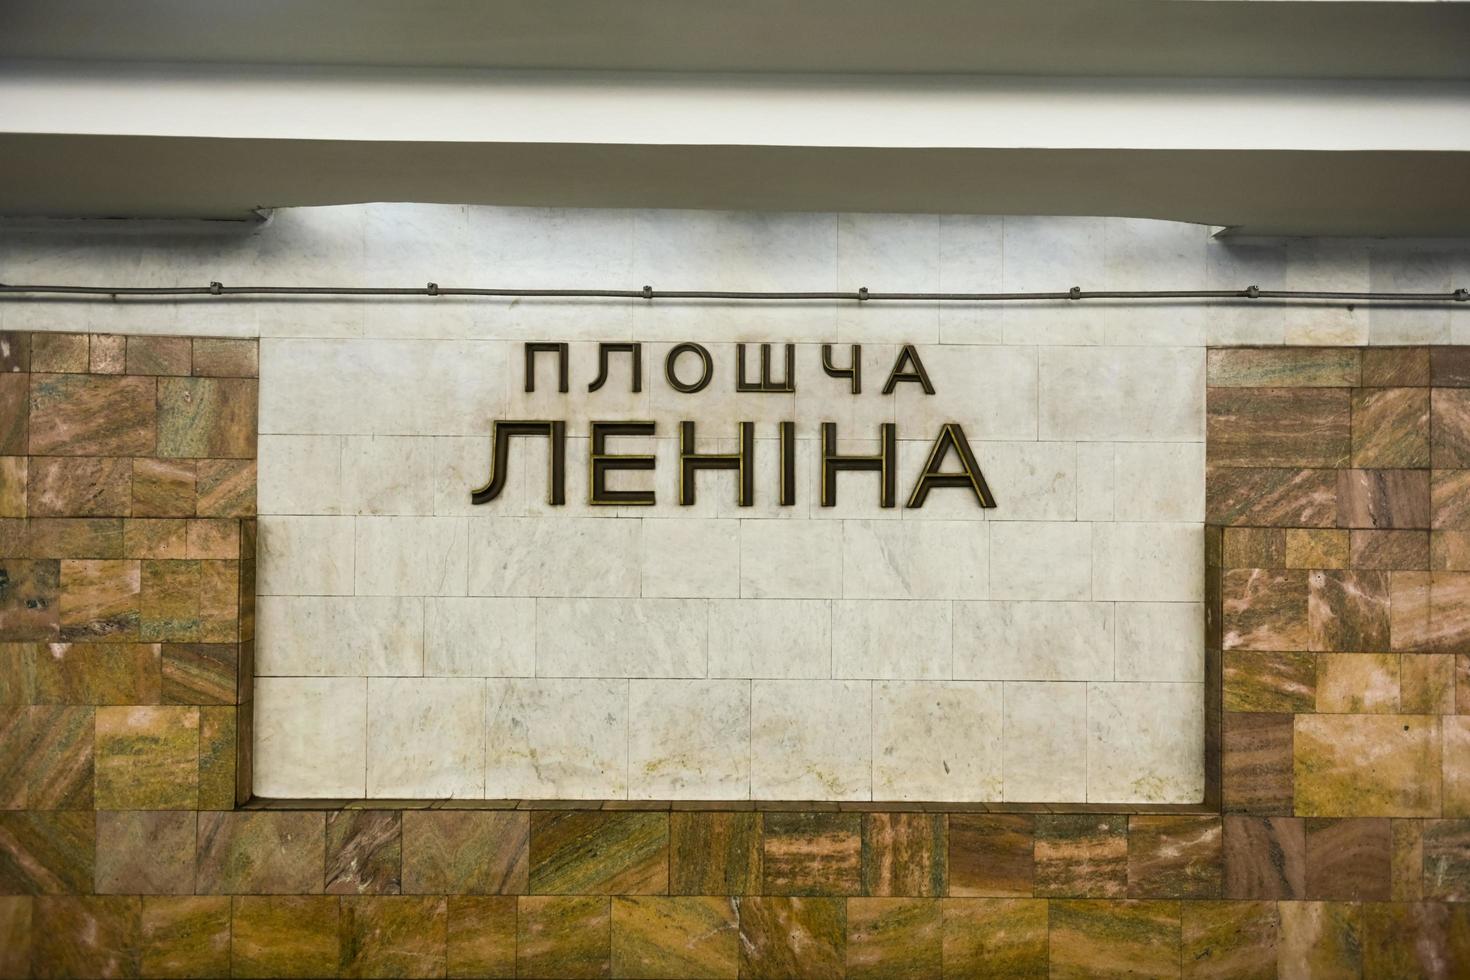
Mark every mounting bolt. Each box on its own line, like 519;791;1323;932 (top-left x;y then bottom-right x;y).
1068;286;1082;300
1455;288;1469;302
1245;285;1260;299
426;282;439;296
208;281;223;295
642;285;653;299
858;287;869;301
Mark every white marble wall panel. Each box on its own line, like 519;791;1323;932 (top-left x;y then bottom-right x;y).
840;521;987;600
355;516;469;597
1003;681;1087;802
1113;443;1206;523
1115;602;1206;683
628;679;751;799
739;520;842;599
254;677;367;798
831;600;952;680
535;598;707;678
467;517;640;597
256;516;355;596
1092;523;1204;602
873;681;1002;801
1087;682;1205;804
366;677;487;798
954;601;1114;682
750;680;871;801
639;519;740;598
988;522;1093;601
256;596;423;677
485;678;629;798
340;435;436;515
1038;347;1205;442
425;597;536;677
707;599;831;679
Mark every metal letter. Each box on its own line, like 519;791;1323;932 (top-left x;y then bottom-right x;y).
820;422;897;508
665;342;714;393
471;420;566;505
779;420;797;506
588;342;643;393
881;344;935;394
906;423;996;509
821;344;862;394
524;342;570;393
736;343;796;393
679;421;755;506
589;421;657;506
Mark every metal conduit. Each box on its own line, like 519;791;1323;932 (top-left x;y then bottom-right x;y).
0;282;1468;304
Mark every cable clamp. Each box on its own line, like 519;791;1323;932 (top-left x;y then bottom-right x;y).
1068;286;1082;300
209;281;223;295
858;287;869;301
642;285;653;299
426;282;439;296
1245;285;1260;299
1455;288;1469;302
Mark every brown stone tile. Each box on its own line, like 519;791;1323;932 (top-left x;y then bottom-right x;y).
197;705;236;811
940;897;1046;978
195;810;325;894
338;895;447;979
232;895;340;980
1432;469;1470;529
27;455;132;517
195;458;256;517
1277;901;1362;979
1445;715;1470;818
139;558;200;642
761;811;861;897
859;812;945;897
610;896;739;980
1126;815;1222;899
1207;466;1338;527
0;559;60;641
1432;347;1470;386
1222;527;1285;568
1354;386;1430;467
193;337;259;377
89;334;127;374
1431;530;1470;570
1391;819;1425;902
669;811;762;896
1206;347;1359;388
1308;817;1395;904
1428;571;1470;653
0;810;94;893
738;896;844;980
0;641;37;704
1339;468;1431;529
1315;653;1400;713
1180;900;1278;980
1363;346;1430;387
31;642;161;704
1222;712;1294;815
1285;528;1349;569
1309;569;1391;651
25;517;124;558
1207;387;1351;468
28;373;156;456
1391;570;1433;651
132;458;195;517
326;810;402;895
94;704;199;809
1034;814;1127;899
0;375;27;457
0;519;23;558
0;896;30;980
125;336;191;376
1222;568;1310;650
122;517;188;559
844;897;941;980
140;895;230;979
1424;820;1470;902
30;333;87;373
0;331;31;373
447;895;515;979
945;813;1034;898
1294;713;1442;817
0;457;25;518
157;376;258;458
59;558;141;641
518;895;611;980
529;810;668;896
95;809;196;895
184;517;239;559
402;810;529;895
21;705;94;809
1363;901;1470;980
1435;387;1470;468
32;895;142;979
1223;651;1315;712
1351;528;1430;570
197;559;239;643
160;642;235;703
1223;816;1305;900
1048;899;1181;980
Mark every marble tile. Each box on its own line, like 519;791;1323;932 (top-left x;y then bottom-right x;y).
1002;681;1086;802
1048;899;1181;980
750;680;871;801
257;435;344;516
832;600;950;680
739;520;842;599
1206;347;1358;388
536;598;706;678
257;595;423;677
988;521;1092;601
140;895;231;979
354;516;468;597
423;596;534;677
1276;901;1363;979
1224;652;1316;713
256;516;355;596
30;333;88;373
639;518;739;598
1114;442;1205;523
1222;712;1295;816
947;814;1034;898
1127;815;1222;899
30;642;161;705
338;896;447;979
485;678;628;799
1304;817;1391;901
1001;216;1106;345
1338;468;1431;529
517;895;611;980
835;213;940;343
1087;682;1205;804
325;810;401;896
125;336;191;376
1315;653;1399;713
195;811;325;895
94;704;199;809
0;559;60;640
0;810;95;894
1035;815;1128;899
1180;901;1279;979
28;373;157;456
941;898;1047;979
858;812;945;898
401;811;528;895
628;679;750;799
737;896;845;979
955;600;1113;682
1207;387;1351;468
611;896;739;980
1116;601;1204;682
1223;815;1305;900
230;896;340;980
871;681;1001;801
707;599;831;679
530;811;668;895
192;337;258;377
11;706;94;810
96;812;192;896
1286;528;1350;569
845;897;941;980
928;441;1071;524
28;456;133;518
31;895;144;980
340;435;435;515
840;520;987;600
1444;715;1470;818
1206;466;1338;528
447;895;516;979
762;812;861;897
367;677;486;797
1355;387;1430;468
669;812;762;896
253;677;367;798
1040;346;1204;442
1093;521;1203;602
467;516;640;598
1423;819;1470;902
1076;443;1115;521
156;377;257;459
1294;714;1441;817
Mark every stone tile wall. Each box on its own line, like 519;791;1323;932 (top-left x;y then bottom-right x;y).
4;334;1470;976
